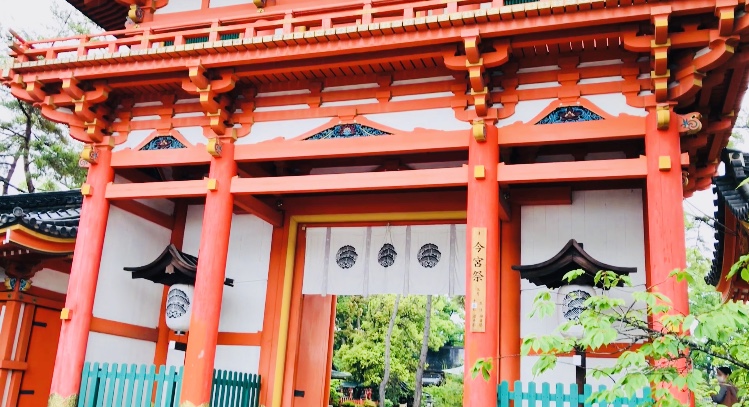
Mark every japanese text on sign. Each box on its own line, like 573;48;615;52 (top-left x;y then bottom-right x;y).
470;227;487;332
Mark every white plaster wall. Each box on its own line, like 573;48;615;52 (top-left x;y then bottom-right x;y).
210;0;246;7
520;189;646;339
519;190;648;390
31;268;69;294
220;214;273;333
159;0;202;14
179;207;271;374
85;332;156;365
92;206;171;328
183;208;273;331
364;108;470;131
585;94;647;117
520;356;621;389
214;345;261;373
235;118;331;145
114;130;152;152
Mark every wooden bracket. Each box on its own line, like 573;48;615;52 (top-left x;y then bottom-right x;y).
677;112;703;135
80;145;99;164
207;138;223;157
656;105;671;130
472;120;486;142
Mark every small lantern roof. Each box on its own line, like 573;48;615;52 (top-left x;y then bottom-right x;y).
125;244;233;287
512;239;636;289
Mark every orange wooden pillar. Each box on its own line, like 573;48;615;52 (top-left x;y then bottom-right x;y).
154;202;189;367
48;144;114;406
644;109;691;404
463;120;500;405
498;204;521;386
0;299;23;406
180;139;237;407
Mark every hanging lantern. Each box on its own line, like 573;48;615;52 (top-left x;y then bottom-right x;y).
557;285;595;339
165;284;194;333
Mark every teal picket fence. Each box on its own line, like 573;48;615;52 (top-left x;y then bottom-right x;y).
497;381;652;407
78;362;260;407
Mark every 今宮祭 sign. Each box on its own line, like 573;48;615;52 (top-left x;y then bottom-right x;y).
470;227;487;332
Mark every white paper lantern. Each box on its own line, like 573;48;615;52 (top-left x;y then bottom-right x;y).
557;285;595;339
165;284;194;333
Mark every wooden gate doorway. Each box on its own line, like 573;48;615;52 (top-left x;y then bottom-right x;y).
17;304;63;407
282;212;466;407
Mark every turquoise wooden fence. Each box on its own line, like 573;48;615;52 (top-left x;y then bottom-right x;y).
78;362;260;407
498;381;652;407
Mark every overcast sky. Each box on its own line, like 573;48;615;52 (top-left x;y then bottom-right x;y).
0;0;733;257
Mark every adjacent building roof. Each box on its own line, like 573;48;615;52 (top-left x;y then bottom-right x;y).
125;244;234;287
708;149;749;286
65;0;128;32
0;190;82;239
512;239;636;289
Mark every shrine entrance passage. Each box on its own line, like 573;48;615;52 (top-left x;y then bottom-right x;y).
283;221;467;407
17;305;63;407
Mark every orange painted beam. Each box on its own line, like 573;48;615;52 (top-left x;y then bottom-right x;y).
105;179;208;200
216;332;262;346
498;116;645;146
283;191;466;215
89;317;160;343
111;148;212;168
234;131;468;162
498;157;648;185
509;187;572;206
110;199;175;229
234;194;284;227
231;167;468;195
6;291;65;310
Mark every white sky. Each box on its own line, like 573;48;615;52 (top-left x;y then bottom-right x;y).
0;0;741;259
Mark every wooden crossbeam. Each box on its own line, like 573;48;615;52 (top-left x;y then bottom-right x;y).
234;131;468;162
102;158;648;200
233;194;283;227
230;167;468;195
497;157;647;184
105;179;209;200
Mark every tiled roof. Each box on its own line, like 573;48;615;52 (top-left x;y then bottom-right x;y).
511;239;636;289
708;149;749;286
0;190;82;239
125;244;233;287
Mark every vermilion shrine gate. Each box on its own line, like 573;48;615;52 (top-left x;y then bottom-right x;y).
1;0;747;406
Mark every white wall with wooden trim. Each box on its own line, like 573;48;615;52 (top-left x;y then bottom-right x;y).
519;189;646;385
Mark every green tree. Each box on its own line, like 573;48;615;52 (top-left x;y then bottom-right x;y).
428;375;463;407
334;295;464;405
472;266;749;407
0;0;96;194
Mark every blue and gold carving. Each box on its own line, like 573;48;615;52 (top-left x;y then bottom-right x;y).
140;136;187;151
536;106;604;125
305;123;391;140
4;277;31;292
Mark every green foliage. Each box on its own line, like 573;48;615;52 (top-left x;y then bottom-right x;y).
472;257;749;406
329;380;343;406
334;295;463;405
342;401;357;407
0;91;86;193
428;375;463;407
0;1;94;194
363;400;377;407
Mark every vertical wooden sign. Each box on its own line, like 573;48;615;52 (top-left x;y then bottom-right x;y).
470;227;487;332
